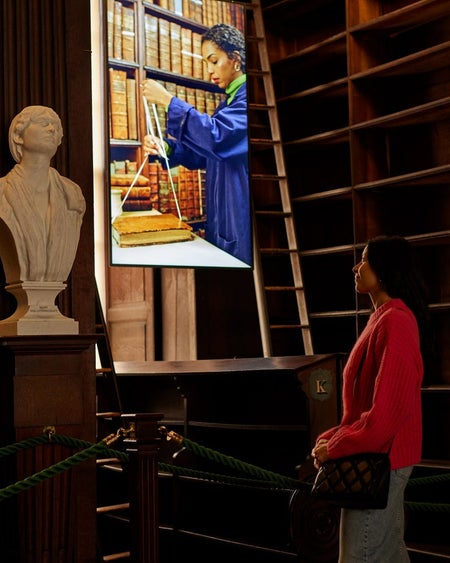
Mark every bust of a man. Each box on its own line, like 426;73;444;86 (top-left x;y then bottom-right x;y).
0;105;86;283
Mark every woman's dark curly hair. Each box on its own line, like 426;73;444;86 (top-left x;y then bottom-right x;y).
201;23;246;72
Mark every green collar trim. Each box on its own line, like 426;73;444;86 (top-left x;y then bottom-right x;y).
225;74;246;105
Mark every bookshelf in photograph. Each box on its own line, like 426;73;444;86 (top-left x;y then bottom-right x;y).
106;0;245;234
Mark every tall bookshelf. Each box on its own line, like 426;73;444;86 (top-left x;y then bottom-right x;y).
261;0;450;558
106;0;244;226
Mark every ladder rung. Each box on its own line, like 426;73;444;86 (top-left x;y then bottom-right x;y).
265;286;303;291
97;457;123;467
102;551;131;561
96;367;113;374
254;210;290;217
249;103;275;111
245;34;264;43
270;324;310;330
247;69;270;77
96;411;122;418
260;248;298;254
251;173;286;181
250;138;281;145
97;502;130;514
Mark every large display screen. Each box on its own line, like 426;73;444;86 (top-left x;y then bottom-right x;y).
107;0;251;269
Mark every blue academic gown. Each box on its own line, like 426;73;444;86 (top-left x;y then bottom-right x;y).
163;83;251;265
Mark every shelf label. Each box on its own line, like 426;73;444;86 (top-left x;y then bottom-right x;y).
310;368;333;401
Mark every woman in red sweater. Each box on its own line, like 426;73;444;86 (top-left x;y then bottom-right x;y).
312;236;430;562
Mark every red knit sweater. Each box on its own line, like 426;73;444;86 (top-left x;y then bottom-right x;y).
317;298;424;470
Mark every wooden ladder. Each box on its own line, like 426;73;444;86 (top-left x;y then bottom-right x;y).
95;285;132;561
246;0;314;357
95;283;124;437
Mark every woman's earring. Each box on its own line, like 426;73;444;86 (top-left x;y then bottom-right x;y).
234;64;240;71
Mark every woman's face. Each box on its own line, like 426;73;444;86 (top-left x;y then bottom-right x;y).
21;112;62;158
201;40;241;89
353;246;379;294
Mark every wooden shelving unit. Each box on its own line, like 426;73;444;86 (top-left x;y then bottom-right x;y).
261;0;450;559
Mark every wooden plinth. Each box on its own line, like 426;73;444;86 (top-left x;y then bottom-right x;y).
0;335;97;563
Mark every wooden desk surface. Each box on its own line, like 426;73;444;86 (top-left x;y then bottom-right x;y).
114;354;339;377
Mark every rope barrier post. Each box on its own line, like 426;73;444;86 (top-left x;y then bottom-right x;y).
121;413;164;563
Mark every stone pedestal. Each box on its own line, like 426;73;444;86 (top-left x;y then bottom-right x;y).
0;281;78;336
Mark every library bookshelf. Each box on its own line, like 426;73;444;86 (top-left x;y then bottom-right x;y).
260;0;450;558
106;0;244;226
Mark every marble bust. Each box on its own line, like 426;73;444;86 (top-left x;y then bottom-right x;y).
0;105;86;334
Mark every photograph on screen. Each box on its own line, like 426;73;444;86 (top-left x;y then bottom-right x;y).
107;0;251;269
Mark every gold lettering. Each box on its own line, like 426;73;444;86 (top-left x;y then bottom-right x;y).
316;379;327;394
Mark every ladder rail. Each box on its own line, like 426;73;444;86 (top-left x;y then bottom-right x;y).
248;0;314;355
95;283;124;417
252;221;273;357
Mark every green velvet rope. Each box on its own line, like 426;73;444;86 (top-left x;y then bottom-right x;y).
0;438;110;501
407;471;450;487
0;433;449;513
181;436;300;488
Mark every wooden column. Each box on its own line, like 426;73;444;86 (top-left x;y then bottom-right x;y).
161;268;197;360
0;335;97;563
122;413;163;563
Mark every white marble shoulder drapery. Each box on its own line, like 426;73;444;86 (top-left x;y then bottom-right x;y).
0;163;86;282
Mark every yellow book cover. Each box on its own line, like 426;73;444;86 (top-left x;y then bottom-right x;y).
112;213;193;247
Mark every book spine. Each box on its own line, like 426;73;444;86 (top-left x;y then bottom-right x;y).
119;187;151;200
121;5;136;62
122;199;154;212
158;18;171;72
107;0;115;58
126;77;138;140
182;0;190;19
170;22;182;74
191;32;203;80
186;87;196;108
190;0;203;24
109;68;128;140
144;14;159;68
195;88;206;114
147;162;160;211
181;27;193;78
113;1;122;59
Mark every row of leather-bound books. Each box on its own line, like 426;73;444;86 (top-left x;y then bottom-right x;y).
108;0;245;65
109;69;225;141
137;0;244;31
111;159;206;221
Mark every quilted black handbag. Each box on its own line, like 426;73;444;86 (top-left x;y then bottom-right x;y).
310;452;391;509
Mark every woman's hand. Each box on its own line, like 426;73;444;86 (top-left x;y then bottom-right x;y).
143;134;164;156
142;79;173;108
311;439;329;469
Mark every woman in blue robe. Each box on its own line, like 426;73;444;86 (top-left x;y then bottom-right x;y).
143;23;251;265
